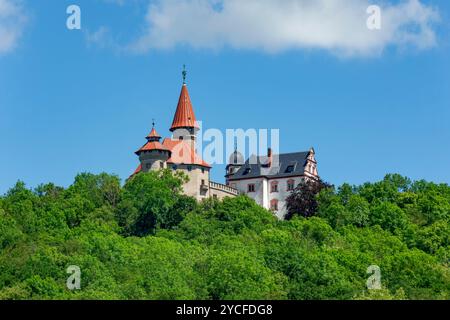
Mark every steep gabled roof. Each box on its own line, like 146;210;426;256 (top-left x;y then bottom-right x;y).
228;151;310;180
170;84;199;131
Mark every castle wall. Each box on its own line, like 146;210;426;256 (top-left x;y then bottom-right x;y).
230;177;268;211
268;176;305;219
229;175;306;219
209;181;239;200
139;151;169;171
172;164;210;201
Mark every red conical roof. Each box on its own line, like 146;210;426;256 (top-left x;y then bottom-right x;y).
170;84;199;131
135;141;169;155
136;125;168;155
147;127;161;140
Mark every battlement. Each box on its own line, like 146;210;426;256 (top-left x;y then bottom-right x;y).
209;181;240;196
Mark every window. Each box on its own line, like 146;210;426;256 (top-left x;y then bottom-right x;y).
287;179;295;191
243;167;251;175
160;162;164;169
146;163;151;169
285;165;295;173
248;184;255;193
201;179;205;186
270;199;278;211
201;168;205;174
187;165;192;171
172;165;178;170
271;181;278;193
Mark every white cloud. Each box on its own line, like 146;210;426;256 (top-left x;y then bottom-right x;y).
0;0;26;55
86;26;113;48
124;0;440;57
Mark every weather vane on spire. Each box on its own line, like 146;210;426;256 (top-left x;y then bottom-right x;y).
182;64;187;84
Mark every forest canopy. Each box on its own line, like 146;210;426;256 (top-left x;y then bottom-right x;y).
0;171;448;300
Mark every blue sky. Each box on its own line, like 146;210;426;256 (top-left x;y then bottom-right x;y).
1;0;449;194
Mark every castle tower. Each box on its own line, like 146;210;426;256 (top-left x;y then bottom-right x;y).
135;125;171;172
170;66;199;143
226;148;244;181
131;67;239;202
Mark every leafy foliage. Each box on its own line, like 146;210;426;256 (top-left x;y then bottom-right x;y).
285;178;332;219
0;172;448;300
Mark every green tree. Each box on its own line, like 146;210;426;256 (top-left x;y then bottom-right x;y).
285;179;332;219
116;170;188;236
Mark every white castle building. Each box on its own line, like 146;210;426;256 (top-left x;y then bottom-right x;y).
225;148;319;219
132;70;319;219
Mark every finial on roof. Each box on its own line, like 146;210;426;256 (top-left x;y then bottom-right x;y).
182;64;187;84
152;118;155;128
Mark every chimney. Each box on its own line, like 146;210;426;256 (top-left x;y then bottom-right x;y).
267;148;272;167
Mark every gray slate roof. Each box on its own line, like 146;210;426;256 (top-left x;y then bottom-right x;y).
228;151;310;180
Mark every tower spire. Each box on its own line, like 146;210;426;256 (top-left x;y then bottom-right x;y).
182;64;187;85
146;120;161;142
170;71;199;132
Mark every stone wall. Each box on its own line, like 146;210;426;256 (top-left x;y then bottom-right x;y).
209;181;239;200
172;164;210;201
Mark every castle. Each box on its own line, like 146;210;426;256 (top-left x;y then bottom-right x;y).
132;71;319;219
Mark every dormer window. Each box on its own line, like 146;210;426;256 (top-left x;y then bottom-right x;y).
285;165;295;173
243;167;251;175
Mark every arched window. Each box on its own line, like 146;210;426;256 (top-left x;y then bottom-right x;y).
270;199;278;211
271;181;279;193
287;179;295;191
